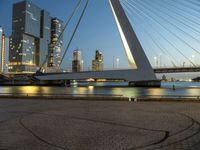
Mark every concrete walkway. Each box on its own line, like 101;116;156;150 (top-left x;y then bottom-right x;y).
0;99;200;150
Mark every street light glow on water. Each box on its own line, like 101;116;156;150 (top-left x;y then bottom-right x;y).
0;82;200;98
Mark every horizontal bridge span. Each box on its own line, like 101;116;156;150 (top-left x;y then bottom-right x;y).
154;67;200;73
35;69;157;81
35;67;200;81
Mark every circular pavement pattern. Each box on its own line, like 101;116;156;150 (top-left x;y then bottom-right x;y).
0;99;200;150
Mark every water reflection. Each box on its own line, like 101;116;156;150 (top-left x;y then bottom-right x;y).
19;86;41;93
0;82;199;98
146;88;166;96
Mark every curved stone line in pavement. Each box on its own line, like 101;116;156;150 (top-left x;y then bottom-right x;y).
18;111;170;150
18;113;70;150
147;113;200;150
4;109;198;150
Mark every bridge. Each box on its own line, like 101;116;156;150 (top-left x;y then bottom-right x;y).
35;67;200;86
154;67;200;73
33;0;200;87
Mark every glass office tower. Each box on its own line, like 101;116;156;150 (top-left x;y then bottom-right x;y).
9;1;51;73
48;18;63;68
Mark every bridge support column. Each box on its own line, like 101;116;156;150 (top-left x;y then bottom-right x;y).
129;80;161;87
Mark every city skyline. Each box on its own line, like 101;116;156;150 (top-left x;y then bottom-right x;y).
1;0;200;71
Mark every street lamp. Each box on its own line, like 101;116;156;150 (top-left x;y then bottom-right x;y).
192;55;195;63
159;54;162;68
116;58;119;69
154;56;157;68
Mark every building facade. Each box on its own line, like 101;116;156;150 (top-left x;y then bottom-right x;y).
0;27;4;73
0;27;9;73
4;37;9;73
92;50;103;71
0;26;2;55
9;1;51;73
48;18;63;67
72;49;83;72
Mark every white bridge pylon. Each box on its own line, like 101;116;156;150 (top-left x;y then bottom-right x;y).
36;0;159;86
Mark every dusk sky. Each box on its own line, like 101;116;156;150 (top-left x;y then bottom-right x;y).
1;0;200;71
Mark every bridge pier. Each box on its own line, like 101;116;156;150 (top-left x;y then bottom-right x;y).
128;80;161;87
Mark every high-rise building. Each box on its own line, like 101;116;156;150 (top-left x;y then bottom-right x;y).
0;27;4;73
9;1;51;73
72;49;83;72
48;18;63;67
92;50;103;71
0;27;9;73
4;37;9;73
0;26;2;53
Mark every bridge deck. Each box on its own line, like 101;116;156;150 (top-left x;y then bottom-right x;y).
154;67;200;73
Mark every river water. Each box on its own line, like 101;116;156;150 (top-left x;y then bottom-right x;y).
0;82;200;98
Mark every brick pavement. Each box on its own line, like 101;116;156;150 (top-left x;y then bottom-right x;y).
0;99;200;150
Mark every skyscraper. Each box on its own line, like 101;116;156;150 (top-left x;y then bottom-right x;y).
9;1;51;73
4;37;9;73
0;27;4;73
0;26;2;53
92;50;104;71
72;49;83;72
48;18;63;67
0;27;10;73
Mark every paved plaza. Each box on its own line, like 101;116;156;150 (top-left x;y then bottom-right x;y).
0;99;200;150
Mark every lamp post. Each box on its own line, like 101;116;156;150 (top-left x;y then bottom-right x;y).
159;54;162;68
154;56;157;68
116;58;119;69
191;55;195;66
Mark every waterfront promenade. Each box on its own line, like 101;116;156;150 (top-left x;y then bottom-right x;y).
0;99;200;150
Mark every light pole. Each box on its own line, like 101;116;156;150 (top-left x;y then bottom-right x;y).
154;56;157;68
113;56;115;69
191;55;195;66
116;58;119;69
159;54;162;68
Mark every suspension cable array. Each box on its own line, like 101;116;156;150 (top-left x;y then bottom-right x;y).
120;0;200;67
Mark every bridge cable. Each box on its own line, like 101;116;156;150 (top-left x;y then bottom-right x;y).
38;0;83;72
122;0;196;67
59;0;90;66
162;0;200;27
176;0;200;14
149;0;200;36
126;0;197;66
120;2;160;60
134;0;200;45
185;0;200;6
129;0;200;58
121;1;178;67
143;0;200;36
